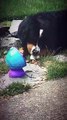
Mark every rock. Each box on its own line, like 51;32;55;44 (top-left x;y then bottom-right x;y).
9;20;22;34
0;27;9;37
54;55;67;62
0;63;47;89
1;36;21;49
0;20;23;49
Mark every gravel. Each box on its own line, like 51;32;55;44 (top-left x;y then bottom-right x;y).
0;77;67;120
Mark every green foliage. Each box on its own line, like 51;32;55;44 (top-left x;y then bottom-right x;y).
40;56;55;66
0;21;11;27
0;0;67;20
0;62;9;75
47;62;67;79
39;56;67;80
0;82;31;96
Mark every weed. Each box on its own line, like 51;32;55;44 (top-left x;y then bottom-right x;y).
0;82;31;96
39;56;67;80
47;61;67;79
0;62;9;75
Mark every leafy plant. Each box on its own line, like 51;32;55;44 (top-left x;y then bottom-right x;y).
0;82;31;96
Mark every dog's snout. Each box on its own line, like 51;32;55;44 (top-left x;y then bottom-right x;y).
32;49;39;56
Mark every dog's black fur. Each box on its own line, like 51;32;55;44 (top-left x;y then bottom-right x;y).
17;10;67;54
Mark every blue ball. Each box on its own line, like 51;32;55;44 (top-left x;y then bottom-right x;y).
5;47;26;69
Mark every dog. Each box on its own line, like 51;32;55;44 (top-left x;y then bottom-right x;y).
17;10;67;60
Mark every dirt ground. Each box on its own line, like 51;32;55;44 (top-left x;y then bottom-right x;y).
0;77;67;120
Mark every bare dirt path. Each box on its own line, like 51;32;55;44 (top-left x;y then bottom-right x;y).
0;77;67;120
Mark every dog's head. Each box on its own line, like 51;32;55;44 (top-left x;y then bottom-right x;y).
19;43;40;60
27;43;40;60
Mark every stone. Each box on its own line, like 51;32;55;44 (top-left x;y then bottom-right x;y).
0;63;47;89
0;20;23;49
9;20;22;34
54;55;67;62
1;36;21;49
0;27;9;37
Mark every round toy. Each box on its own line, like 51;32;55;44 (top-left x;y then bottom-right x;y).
5;47;26;69
9;69;26;78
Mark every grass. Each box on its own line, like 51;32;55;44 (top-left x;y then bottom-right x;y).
0;55;67;79
40;56;67;80
40;56;55;65
0;21;11;27
0;0;67;20
0;82;31;97
0;62;9;75
47;61;67;79
0;53;67;97
0;55;31;97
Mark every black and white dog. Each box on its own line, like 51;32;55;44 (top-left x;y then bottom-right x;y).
12;10;67;60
